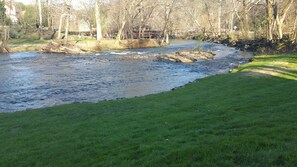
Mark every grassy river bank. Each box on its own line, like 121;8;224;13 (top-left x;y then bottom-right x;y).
0;53;297;166
8;38;161;52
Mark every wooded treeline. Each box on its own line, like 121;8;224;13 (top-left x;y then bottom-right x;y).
1;0;297;44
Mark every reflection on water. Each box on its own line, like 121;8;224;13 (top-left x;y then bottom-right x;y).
0;41;252;112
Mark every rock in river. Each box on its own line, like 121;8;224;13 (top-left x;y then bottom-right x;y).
42;41;85;54
157;50;215;63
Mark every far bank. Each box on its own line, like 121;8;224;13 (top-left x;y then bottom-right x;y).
8;38;163;53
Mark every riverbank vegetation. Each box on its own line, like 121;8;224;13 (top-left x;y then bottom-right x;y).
0;0;296;53
0;54;296;166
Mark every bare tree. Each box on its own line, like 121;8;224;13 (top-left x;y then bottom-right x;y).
95;0;103;40
204;2;215;36
274;0;294;39
265;0;294;40
64;0;72;43
47;0;54;30
218;0;222;35
57;3;65;39
161;0;177;44
56;0;72;42
77;0;95;38
266;0;274;40
115;0;145;45
294;10;297;42
37;0;43;40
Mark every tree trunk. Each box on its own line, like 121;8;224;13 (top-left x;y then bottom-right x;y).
3;26;8;46
64;15;70;43
205;3;215;36
115;0;132;45
57;14;64;39
229;12;235;33
275;0;294;39
47;0;53;30
64;1;72;43
266;0;274;41
165;32;169;44
95;0;103;40
293;11;297;41
138;26;142;39
1;0;8;47
37;0;43;40
242;0;249;38
115;20;126;45
218;0;222;36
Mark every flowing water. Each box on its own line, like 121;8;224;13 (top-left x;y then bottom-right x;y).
0;40;252;112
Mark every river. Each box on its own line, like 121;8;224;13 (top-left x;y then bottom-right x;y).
0;40;252;112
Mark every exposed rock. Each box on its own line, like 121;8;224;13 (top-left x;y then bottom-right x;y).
42;41;85;54
157;50;215;63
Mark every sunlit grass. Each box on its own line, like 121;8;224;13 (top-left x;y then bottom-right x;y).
0;54;296;166
9;38;49;45
234;54;297;80
8;37;160;52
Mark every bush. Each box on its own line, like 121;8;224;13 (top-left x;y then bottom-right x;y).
9;29;21;39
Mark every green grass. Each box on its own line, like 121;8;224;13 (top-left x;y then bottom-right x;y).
9;38;49;45
0;54;297;166
8;38;160;52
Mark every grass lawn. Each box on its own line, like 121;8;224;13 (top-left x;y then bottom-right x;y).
0;54;297;166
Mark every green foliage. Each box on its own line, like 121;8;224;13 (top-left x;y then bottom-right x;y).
9;38;47;45
0;54;297;166
9;28;21;39
0;0;6;25
19;4;37;27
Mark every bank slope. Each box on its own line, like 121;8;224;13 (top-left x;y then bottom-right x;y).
0;54;297;166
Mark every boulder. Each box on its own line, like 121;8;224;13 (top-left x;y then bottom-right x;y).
42;41;85;54
157;50;215;63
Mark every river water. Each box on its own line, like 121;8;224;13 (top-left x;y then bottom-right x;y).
0;41;252;112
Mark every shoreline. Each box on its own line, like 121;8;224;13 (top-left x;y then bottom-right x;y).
200;36;297;54
7;39;164;53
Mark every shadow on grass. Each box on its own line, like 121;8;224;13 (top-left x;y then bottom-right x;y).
236;54;297;80
238;65;297;80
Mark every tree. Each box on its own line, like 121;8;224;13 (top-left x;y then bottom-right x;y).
266;0;274;40
77;0;95;38
218;0;222;35
0;0;5;25
57;0;72;42
0;0;8;44
95;0;103;40
274;0;294;39
47;0;53;30
115;0;134;45
64;0;72;43
204;1;215;36
114;0;145;45
161;0;177;44
265;0;294;41
37;0;44;40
